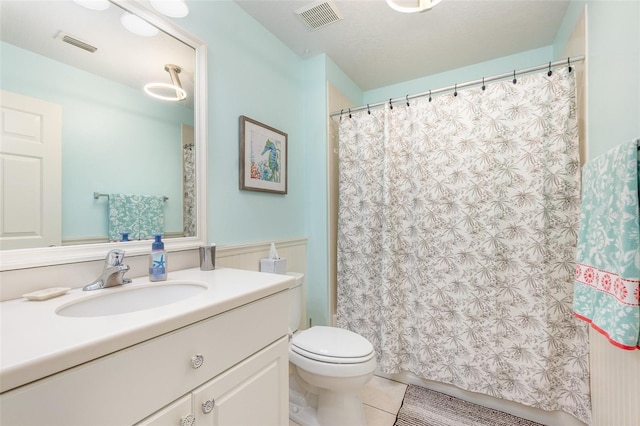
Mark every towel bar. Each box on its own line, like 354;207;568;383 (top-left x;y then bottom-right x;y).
93;192;169;201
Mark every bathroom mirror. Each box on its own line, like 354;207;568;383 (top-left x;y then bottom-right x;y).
0;0;207;270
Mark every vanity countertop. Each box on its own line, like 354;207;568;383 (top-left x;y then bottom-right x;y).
0;267;292;394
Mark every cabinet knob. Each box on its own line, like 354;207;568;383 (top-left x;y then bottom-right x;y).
180;413;195;426
202;398;215;414
191;354;204;369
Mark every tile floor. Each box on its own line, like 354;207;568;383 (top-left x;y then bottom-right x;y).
289;375;407;426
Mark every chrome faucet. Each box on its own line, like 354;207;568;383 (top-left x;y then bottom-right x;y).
83;249;132;291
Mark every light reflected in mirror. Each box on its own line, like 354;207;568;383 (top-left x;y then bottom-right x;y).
0;0;197;251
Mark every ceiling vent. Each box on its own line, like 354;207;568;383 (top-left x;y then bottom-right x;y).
55;31;97;53
295;0;343;31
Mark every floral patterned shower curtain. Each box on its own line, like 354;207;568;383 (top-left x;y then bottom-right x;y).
337;68;590;423
183;143;196;237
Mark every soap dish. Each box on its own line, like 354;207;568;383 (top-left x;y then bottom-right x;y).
22;287;71;301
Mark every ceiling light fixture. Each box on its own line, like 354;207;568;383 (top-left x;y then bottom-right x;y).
386;0;442;13
149;0;189;18
144;64;187;101
120;12;159;37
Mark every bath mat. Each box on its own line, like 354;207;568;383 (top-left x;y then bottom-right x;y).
394;385;545;426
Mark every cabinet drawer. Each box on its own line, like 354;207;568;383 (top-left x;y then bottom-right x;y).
0;291;288;426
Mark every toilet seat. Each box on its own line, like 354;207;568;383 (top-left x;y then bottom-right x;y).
291;345;374;364
289;346;377;379
291;326;375;364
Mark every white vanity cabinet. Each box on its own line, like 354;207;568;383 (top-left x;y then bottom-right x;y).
0;290;289;426
139;337;288;426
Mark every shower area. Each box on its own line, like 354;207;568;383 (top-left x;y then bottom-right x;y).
326;45;598;424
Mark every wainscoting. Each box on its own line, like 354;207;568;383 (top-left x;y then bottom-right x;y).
216;237;307;331
216;237;306;274
589;329;640;426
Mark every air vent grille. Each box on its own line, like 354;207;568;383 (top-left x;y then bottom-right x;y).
295;0;343;31
55;32;97;53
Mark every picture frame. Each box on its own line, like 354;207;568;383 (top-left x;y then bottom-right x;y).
239;115;288;194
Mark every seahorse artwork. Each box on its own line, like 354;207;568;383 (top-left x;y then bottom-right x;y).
258;139;281;182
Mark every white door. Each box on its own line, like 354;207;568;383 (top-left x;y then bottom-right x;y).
0;90;62;249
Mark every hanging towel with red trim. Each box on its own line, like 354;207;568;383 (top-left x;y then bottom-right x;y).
573;138;640;350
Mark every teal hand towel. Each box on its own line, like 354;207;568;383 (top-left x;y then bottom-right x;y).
108;194;165;241
573;139;640;350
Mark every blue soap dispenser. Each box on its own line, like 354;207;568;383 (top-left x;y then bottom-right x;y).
149;233;167;281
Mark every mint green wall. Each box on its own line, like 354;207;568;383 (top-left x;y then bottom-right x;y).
299;53;365;326
326;55;365;106
552;1;639;159
586;0;639;157
0;42;191;240
179;2;335;326
178;1;306;246
303;55;331;325
552;1;585;58
364;46;553;105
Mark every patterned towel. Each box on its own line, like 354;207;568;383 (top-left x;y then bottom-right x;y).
108;194;165;241
573;139;640;350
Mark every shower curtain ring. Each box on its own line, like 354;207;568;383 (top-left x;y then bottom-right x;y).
547;62;553;77
512;70;517;84
482;77;486;91
348;108;352;118
340;109;343;121
367;104;371;115
428;90;432;102
568;57;573;73
453;84;458;97
406;95;410;107
389;98;393;109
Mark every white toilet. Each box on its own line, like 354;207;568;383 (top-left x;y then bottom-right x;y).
287;272;376;426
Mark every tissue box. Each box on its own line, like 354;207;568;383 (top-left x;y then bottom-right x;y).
260;258;287;274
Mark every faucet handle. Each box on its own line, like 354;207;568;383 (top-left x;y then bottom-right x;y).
104;249;126;267
83;249;131;291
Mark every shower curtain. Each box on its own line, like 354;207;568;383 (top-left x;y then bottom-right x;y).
183;143;196;237
337;68;590;423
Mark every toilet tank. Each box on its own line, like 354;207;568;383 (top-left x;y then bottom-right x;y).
286;272;304;332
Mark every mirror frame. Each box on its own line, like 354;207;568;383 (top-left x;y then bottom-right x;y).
0;0;208;271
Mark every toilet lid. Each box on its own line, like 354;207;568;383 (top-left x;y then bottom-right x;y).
291;326;374;362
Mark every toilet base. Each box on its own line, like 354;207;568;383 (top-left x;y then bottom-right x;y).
289;392;367;426
289;372;368;426
317;388;367;426
289;399;320;426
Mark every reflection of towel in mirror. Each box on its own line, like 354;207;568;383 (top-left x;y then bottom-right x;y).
108;194;165;241
573;139;640;350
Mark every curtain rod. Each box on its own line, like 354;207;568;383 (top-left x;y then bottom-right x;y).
330;55;585;117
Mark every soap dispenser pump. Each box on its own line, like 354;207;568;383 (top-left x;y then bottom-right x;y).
149;233;167;281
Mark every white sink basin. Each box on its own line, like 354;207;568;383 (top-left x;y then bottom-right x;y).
56;282;207;317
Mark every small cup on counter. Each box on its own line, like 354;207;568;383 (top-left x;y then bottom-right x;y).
199;243;216;271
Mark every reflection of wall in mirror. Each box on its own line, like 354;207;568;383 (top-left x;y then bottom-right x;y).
0;41;195;245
